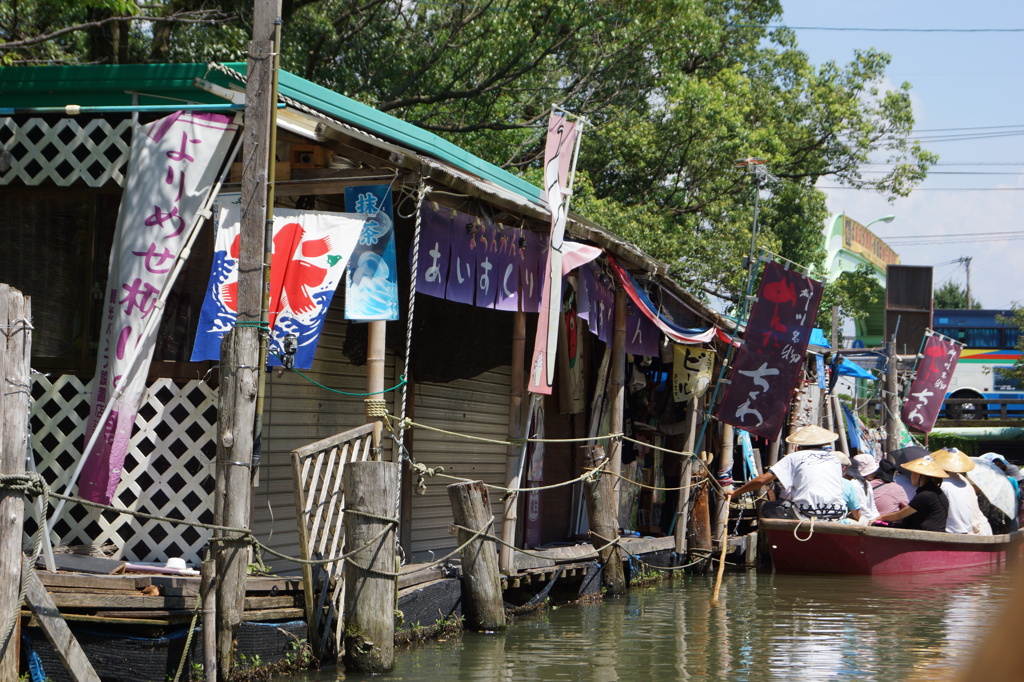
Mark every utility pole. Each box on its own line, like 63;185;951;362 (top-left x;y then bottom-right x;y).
214;0;281;677
964;256;972;309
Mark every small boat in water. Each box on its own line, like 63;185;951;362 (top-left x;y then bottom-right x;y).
760;518;1024;575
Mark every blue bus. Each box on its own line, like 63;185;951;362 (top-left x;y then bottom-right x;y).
932;309;1023;419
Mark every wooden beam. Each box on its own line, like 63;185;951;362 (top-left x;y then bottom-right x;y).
23;562;100;682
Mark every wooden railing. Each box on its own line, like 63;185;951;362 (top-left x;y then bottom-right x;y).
291;422;376;661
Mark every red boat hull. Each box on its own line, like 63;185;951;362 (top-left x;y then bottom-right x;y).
761;518;1024;575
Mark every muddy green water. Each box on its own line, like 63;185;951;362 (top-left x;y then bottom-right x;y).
298;568;1013;681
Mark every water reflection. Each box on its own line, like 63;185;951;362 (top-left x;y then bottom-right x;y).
301;568;1013;681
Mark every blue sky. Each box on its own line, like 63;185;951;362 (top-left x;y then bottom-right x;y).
781;0;1024;309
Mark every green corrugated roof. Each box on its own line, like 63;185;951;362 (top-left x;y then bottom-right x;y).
0;62;542;204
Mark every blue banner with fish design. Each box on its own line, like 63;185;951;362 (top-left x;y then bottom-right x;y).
345;185;399;321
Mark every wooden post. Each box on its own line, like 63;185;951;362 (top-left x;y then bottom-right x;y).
673;397;698;555
582;446;625;595
214;327;259;677
609;289;627;517
0;285;30;678
201;558;217;682
767;438;780;468
500;311;527;572
214;0;280;673
367;321;387;456
885;341;900;460
343;461;399;672
447;480;506;631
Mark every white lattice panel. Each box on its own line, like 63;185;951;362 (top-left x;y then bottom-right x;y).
29;374;217;564
0;117;132;187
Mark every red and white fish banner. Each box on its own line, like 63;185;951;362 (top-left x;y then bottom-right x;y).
80;112;238;504
191;202;363;369
716;262;823;440
528;112;580;395
902;333;962;433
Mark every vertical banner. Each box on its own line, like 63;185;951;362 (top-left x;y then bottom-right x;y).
191;203;363;368
80;112;238;504
345;185;399;321
672;346;714;402
528;112;580;394
413;202;451;300
716;262;824;440
902;333;962;432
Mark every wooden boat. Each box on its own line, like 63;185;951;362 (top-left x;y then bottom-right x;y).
760;518;1024;575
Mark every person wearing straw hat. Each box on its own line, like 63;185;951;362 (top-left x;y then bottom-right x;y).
729;425;848;521
933;447;988;535
876;456;949;532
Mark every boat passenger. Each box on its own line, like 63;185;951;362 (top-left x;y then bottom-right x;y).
981;453;1022;525
893;448;926;503
868;459;910;516
932;447;988;535
729;425;848;521
840;472;863;523
847;454;881;522
875;456;949;532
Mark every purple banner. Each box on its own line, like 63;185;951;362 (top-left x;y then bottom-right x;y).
519;230;544;314
716;347;802;440
446;214;477;305
474;219;499;308
716;262;824;440
625;299;661;357
902;334;962;433
493;226;521;312
415;203;452;299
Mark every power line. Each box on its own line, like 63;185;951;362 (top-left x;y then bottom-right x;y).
820;186;1024;191
885;230;1024;241
770;25;1024;33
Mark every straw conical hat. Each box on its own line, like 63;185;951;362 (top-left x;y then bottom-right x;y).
932;447;976;473
785;425;839;446
900;456;949;479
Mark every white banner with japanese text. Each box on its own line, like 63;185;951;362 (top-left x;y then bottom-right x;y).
80;112;238;504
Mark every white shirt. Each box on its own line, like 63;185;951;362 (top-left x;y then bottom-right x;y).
770;451;845;515
942;473;984;534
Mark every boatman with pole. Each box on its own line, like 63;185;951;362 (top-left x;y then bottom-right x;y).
728;425;849;520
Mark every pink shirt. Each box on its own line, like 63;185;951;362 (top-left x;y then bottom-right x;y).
871;479;910;516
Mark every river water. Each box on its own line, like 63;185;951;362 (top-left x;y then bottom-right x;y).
302;568;1014;681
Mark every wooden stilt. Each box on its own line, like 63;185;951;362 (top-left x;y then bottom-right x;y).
582;446;625;595
673;397;698;556
201;558;217;682
448;480;506;631
214;326;258;678
343;461;399;673
0;285;30;678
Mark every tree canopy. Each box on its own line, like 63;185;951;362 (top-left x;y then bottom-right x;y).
1;0;936;321
934;281;981;309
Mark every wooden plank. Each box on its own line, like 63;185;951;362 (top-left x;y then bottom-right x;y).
47;594;194;609
36;573;150;591
23;563;100;682
38;555;126;575
24;611;190;627
397;563;450;591
241;607;305;621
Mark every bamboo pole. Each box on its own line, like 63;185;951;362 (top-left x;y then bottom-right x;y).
500;310;527;572
886;341;900;459
448;480;506;631
0;285;30;678
609;289;627;518
367;321;387;457
833;394;851;458
343;461;399;672
673;397;698;555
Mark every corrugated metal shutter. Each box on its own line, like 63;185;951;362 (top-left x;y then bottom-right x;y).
252;305;398;574
408;366;511;561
